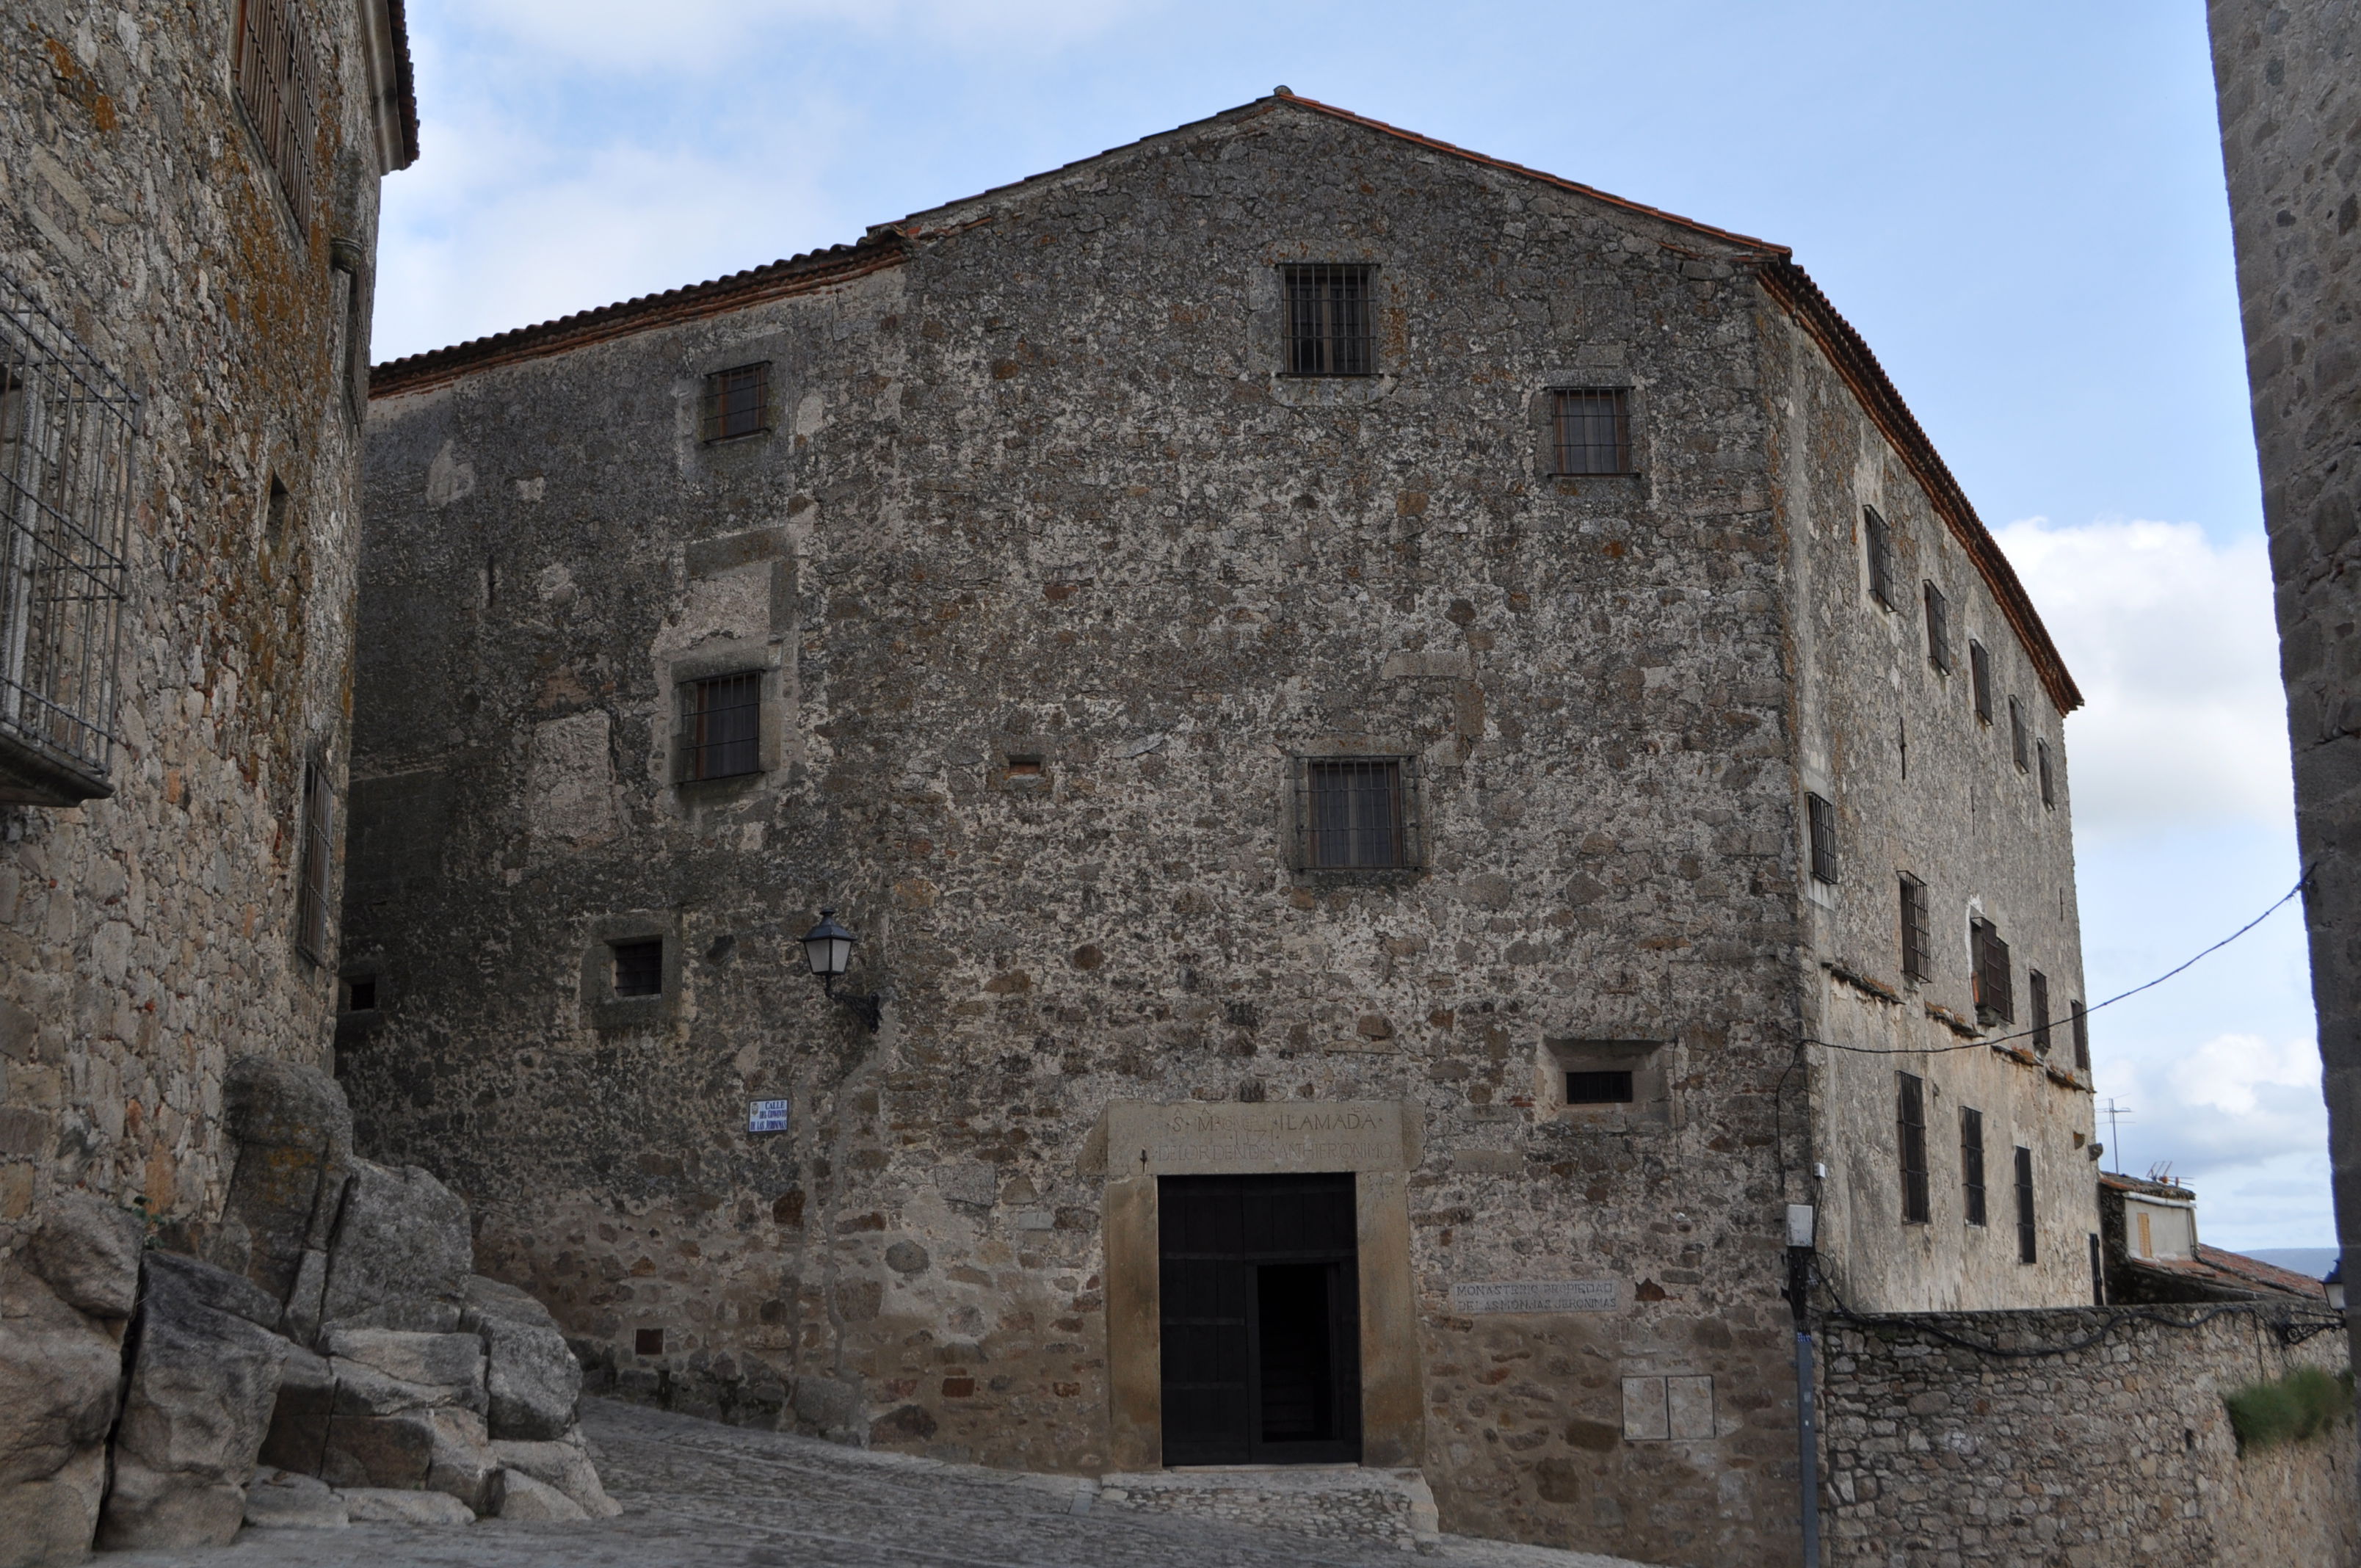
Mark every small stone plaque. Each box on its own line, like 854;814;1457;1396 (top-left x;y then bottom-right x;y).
1452;1279;1619;1314
747;1099;791;1135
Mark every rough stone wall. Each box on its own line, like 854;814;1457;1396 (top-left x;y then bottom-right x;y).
1;1;396;1236
1759;310;2100;1313
2208;0;2361;1358
343;99;2082;1567
1819;1304;2358;1567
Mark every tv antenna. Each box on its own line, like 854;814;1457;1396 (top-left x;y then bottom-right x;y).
2100;1099;2133;1173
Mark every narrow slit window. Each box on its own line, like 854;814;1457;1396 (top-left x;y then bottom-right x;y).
1899;875;1931;981
1971;918;2013;1026
2037;740;2055;807
1564;1070;1635;1105
1863;508;1894;609
2029;970;2051;1054
612;940;664;998
678;672;762;782
1551;390;1632;476
2014;1147;2037;1263
1806;793;1837;885
1282;265;1374;377
1299;757;1415;869
2009;697;2030;772
1960;1108;1987;1227
701;362;772;443
2070;1000;2089;1072
1923;582;1951;672
1897;1072;1931;1224
294;757;333;965
1970;640;1992;723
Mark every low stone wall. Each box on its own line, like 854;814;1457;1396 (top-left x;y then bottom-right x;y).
1819;1303;2358;1568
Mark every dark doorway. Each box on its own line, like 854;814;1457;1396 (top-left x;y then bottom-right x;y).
1158;1172;1360;1464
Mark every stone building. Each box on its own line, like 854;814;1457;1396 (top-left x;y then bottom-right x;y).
1;2;415;1249
2208;1;2361;1360
345;93;2097;1564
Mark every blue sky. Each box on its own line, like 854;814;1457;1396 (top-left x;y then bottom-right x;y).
375;0;2329;1248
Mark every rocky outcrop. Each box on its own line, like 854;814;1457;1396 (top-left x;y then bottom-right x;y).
0;1057;617;1562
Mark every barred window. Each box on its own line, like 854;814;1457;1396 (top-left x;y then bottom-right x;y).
234;0;320;232
1899;874;1931;981
1551;390;1631;476
1806;792;1837;885
700;363;772;443
2009;697;2030;772
1960;1107;1987;1227
1282;265;1373;377
2037;739;2055;807
2029;969;2051;1053
1923;582;1951;672
1972;917;2013;1026
1969;639;1992;723
2070;999;2089;1072
293;756;333;965
611;939;663;998
678;672;761;782
1864;508;1894;609
2014;1147;2037;1263
0;266;137;807
1296;756;1418;869
1897;1072;1931;1224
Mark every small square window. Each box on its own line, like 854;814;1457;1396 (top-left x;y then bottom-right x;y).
612;939;664;998
1297;756;1416;868
678;672;761;782
1564;1070;1634;1105
1281;265;1373;376
1806;793;1838;885
634;1327;665;1357
1551;389;1631;476
344;976;378;1012
700;362;772;443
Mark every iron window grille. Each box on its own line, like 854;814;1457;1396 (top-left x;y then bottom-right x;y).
1282;265;1374;377
2029;970;2051;1054
1897;1072;1931;1224
611;939;664;998
1863;508;1895;609
1923;582;1951;672
1564;1070;1634;1105
1972;917;2013;1026
2070;999;2089;1072
1960;1108;1987;1227
1806;793;1838;884
1551;390;1632;476
1899;875;1932;981
234;0;320;233
293;756;333;965
2009;697;2030;772
1969;639;1992;723
2037;740;2056;807
1295;756;1419;870
0;266;138;806
700;363;773;443
2014;1147;2037;1263
677;672;761;782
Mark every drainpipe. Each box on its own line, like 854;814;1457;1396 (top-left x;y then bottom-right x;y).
1785;1203;1821;1568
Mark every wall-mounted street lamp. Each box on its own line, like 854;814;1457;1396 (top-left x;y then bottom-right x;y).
800;908;881;1032
2327;1259;2345;1313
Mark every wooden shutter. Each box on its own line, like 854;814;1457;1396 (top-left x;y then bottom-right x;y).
1897;1072;1930;1223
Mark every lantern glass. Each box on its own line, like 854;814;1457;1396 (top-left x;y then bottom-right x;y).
801;910;857;979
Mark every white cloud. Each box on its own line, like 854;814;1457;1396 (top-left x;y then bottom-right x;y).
2093;1029;2329;1241
1995;518;2292;840
461;0;1154;72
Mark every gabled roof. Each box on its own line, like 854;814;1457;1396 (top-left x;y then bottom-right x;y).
366;91;2078;711
2128;1244;2329;1303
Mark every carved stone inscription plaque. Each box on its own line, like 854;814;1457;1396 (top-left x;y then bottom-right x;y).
1105;1100;1412;1175
1451;1280;1620;1314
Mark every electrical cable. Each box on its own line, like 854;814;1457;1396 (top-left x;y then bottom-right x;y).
1804;862;2315;1059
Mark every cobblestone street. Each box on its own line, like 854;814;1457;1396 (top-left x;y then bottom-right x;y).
100;1400;1656;1568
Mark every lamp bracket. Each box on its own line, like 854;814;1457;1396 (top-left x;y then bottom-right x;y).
823;973;882;1033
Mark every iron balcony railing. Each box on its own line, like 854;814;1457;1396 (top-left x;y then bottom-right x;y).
0;263;139;805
